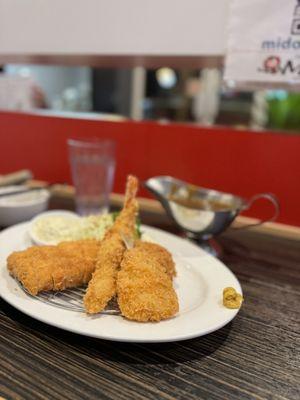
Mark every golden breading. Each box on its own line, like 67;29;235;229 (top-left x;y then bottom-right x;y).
133;241;176;279
117;245;179;322
83;175;139;314
7;240;100;295
83;233;125;313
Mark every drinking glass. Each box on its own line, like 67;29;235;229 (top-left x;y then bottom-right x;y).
68;138;116;216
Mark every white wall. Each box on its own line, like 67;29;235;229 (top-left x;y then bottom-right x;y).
0;0;229;56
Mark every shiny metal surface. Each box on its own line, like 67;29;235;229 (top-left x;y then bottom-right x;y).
144;176;279;242
18;283;120;315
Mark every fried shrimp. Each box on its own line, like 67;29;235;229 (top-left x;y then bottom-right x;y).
83;175;139;314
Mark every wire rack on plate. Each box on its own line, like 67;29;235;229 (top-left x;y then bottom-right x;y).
18;283;120;315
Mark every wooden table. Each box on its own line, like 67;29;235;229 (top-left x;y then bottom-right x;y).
0;202;299;400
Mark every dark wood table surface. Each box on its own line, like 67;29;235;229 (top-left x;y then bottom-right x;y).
0;202;299;400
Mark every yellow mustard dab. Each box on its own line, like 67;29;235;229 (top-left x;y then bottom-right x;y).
223;287;243;309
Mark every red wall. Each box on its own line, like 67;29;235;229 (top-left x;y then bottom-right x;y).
0;111;300;226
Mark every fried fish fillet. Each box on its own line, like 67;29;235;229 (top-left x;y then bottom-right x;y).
117;240;179;322
133;241;176;279
7;240;100;295
83;175;139;314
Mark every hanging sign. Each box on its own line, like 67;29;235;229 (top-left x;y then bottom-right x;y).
224;0;300;86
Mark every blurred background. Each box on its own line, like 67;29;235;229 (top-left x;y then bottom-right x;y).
0;0;299;227
1;63;300;132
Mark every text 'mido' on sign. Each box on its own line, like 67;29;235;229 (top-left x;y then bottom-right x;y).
224;0;300;89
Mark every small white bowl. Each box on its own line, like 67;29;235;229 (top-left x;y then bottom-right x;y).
29;209;80;246
0;186;50;227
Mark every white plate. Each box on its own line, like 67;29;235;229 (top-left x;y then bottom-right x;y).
0;222;242;343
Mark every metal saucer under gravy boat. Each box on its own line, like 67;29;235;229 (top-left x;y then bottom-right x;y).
144;176;279;254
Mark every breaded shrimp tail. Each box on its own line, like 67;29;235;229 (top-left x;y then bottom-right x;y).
83;175;139;314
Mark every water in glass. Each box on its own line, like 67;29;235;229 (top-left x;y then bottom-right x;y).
68;139;115;216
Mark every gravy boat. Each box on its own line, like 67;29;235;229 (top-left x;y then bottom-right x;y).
144;176;279;242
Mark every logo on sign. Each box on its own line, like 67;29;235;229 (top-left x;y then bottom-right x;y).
258;1;300;77
258;55;300;75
